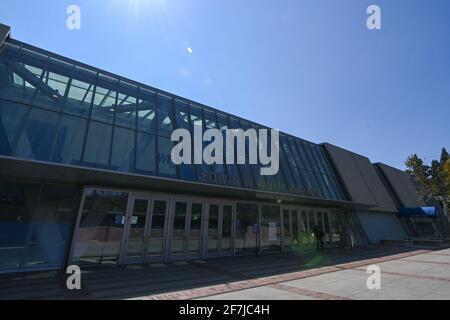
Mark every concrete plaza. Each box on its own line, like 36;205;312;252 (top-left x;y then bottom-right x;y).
0;245;449;300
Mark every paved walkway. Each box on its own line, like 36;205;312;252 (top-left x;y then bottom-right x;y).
1;245;449;300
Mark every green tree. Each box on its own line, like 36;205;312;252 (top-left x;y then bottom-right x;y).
405;154;431;202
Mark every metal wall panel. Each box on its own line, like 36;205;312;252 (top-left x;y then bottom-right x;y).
376;163;425;207
323;143;398;213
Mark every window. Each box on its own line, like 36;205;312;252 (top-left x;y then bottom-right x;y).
136;132;156;175
23;184;78;268
0;181;41;270
83;121;112;169
158;136;177;178
137;88;156;134
51;114;87;165
9;48;47;104
91;74;118;124
0;100;29;156
156;94;173;137
72;189;128;265
115;81;138;129
111;127;135;172
14;108;59;161
175;100;194;181
64;66;96;117
34;58;73;111
229;117;255;189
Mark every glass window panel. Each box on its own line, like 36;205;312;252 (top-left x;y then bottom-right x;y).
72;189;128;265
0;100;29;156
190;105;207;182
0;45;20;100
175;100;190;130
156;94;173;137
14;108;59;161
126;199;148;258
23;184;78;268
217;114;241;187
221;205;233;252
0;181;41;270
111;127;135;172
91;74;118;124
171;202;187;254
33;58;73;111
207;204;219;253
51;114;87;165
83;121;112;169
229;117;255;189
136;132;156;175
204;109;217;129
188;203;203;254
64;66;96;117
137;88;156;133
158;136;177;178
8;48;47;104
115;81;138;129
175;100;194;181
148;200;167;255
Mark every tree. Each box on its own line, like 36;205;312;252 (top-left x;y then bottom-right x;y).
405;150;450;213
405;154;431;202
440;148;449;165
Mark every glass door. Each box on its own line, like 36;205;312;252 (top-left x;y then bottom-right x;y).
170;201;188;260
122;195;170;264
122;197;150;264
206;203;220;257
221;204;234;256
205;202;235;257
235;203;259;254
187;202;204;259
145;198;169;262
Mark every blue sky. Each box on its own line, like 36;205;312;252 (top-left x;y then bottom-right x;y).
1;0;449;169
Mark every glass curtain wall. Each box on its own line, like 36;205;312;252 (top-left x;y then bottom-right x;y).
0;41;346;201
0;179;79;271
71;189;128;265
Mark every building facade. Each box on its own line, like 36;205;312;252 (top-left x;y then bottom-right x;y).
0;24;442;274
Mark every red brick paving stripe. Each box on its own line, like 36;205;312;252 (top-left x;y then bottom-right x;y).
269;283;352;300
140;249;430;300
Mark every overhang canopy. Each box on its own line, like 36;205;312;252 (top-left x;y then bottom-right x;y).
398;207;436;218
0;155;374;212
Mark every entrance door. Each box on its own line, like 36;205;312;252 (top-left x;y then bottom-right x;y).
205;202;235;257
122;195;170;264
168;200;205;260
282;207;300;250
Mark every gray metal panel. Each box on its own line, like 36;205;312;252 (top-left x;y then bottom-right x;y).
323;143;377;206
352;156;398;213
323;143;397;212
357;212;408;244
376;163;425;207
0;23;11;47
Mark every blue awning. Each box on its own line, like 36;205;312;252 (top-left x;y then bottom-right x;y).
399;207;437;218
